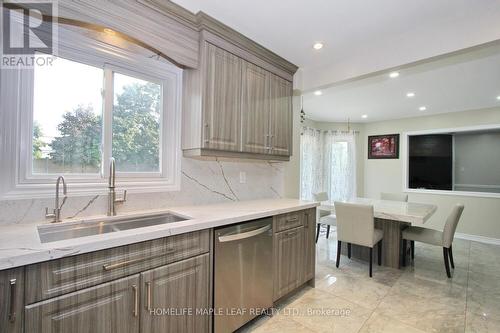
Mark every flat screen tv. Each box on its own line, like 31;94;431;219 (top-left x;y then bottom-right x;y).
408;134;453;190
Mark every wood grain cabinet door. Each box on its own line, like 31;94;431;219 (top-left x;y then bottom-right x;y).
303;209;317;283
273;226;304;301
0;267;24;333
203;43;242;151
241;61;271;154
140;254;210;333
25;274;140;333
269;74;292;156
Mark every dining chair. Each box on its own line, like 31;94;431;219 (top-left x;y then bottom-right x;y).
313;192;337;243
380;192;408;202
402;204;464;278
334;202;383;277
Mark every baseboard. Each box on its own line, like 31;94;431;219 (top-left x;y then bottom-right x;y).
455;232;500;246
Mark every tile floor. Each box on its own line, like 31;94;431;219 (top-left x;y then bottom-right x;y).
239;227;500;333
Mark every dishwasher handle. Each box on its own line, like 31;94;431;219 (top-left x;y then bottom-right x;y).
218;225;271;243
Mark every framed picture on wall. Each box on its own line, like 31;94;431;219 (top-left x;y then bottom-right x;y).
368;134;400;159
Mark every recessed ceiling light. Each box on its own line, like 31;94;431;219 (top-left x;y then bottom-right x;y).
406;92;415;98
419;106;427;111
362;115;368;119
389;71;400;78
497;95;500;100
313;42;324;50
103;28;116;36
314;90;322;96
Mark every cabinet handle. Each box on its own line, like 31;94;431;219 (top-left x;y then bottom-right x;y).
204;123;209;144
103;249;175;271
304;213;309;228
146;281;152;311
285;229;300;236
9;278;16;323
270;134;274;150
286;217;298;223
132;285;138;317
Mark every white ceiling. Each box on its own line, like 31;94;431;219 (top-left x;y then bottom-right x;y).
173;0;500;90
303;42;500;123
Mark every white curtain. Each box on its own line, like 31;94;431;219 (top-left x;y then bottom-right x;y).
300;127;357;202
300;128;323;201
324;131;357;202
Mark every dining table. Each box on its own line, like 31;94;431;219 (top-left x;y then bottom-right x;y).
320;197;438;269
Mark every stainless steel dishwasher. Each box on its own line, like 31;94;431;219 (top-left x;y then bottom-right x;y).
214;218;273;333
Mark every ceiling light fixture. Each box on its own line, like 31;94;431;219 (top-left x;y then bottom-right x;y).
406;92;415;98
389;71;400;78
362;115;368;119
103;28;116;36
313;42;324;50
497;95;500;100
419;106;427;111
314;90;322;96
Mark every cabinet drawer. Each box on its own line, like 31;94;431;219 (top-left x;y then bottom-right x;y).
25;230;209;304
274;210;304;232
25;274;140;333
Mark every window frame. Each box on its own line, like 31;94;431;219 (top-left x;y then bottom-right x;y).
0;26;182;199
402;124;500;199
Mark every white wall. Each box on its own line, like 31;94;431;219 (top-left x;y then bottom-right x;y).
363;107;500;239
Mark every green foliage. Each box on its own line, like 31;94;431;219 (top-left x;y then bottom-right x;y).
112;82;161;172
32;121;46;159
49;105;102;172
47;81;161;172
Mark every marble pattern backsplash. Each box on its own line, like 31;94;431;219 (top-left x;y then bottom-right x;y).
0;158;284;225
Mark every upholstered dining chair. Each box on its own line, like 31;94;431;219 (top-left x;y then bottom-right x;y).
313;192;337;243
380;192;408;202
334;202;383;277
402;204;464;278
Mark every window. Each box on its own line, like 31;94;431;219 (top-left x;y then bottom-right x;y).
32;56;164;177
32;55;104;175
405;125;500;197
112;73;162;173
0;28;181;199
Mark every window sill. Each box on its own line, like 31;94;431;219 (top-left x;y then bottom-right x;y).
404;188;500;199
1;180;180;200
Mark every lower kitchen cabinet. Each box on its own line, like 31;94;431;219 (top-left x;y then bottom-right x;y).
273;226;304;300
0;267;24;333
140;254;210;333
25;274;140;333
303;209;316;282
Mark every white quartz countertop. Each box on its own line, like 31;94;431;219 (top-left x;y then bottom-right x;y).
0;199;318;270
320;197;437;224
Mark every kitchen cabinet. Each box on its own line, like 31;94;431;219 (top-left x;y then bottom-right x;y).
202;43;242;151
273;226;305;300
182;27;296;161
0;267;24;333
303;209;316;282
273;208;316;301
269;73;292;156
241;61;271;154
140;254;210;333
25;275;141;333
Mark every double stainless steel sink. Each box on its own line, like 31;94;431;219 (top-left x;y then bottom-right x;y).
37;213;188;243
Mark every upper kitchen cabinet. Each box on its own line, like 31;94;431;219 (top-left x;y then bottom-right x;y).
241;62;271;155
269;74;293;156
202;43;242;151
182;15;297;161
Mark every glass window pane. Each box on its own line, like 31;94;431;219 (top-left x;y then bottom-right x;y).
112;72;162;173
32;55;103;174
